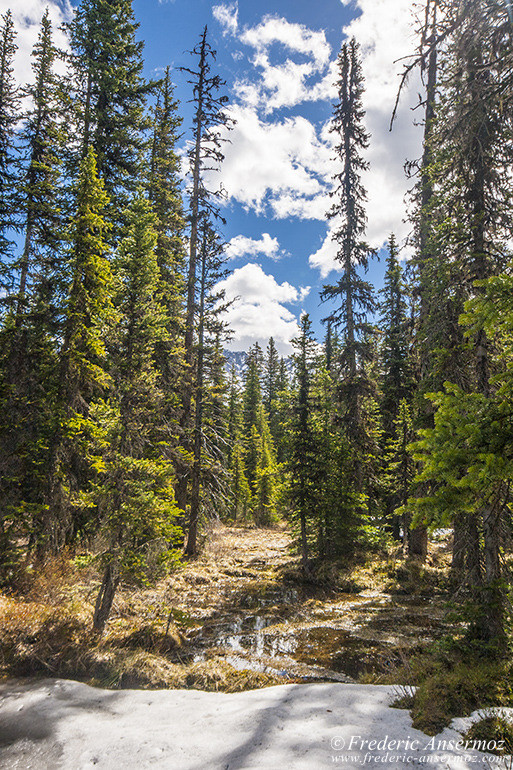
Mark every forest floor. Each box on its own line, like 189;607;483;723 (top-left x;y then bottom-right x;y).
0;523;454;693
3;530;509;769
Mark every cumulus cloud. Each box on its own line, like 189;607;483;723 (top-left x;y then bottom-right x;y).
241;16;330;70
346;0;422;242
216;105;332;217
2;1;72;87
226;233;281;261
309;223;339;279
235;17;333;114
217;263;310;353
209;10;338;221
212;3;239;37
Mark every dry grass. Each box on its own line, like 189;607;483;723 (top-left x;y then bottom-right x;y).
0;524;291;692
0;524;454;694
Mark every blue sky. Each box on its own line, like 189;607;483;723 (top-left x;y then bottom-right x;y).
8;0;423;353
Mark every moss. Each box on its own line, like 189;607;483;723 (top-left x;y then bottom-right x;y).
464;715;513;756
410;653;512;735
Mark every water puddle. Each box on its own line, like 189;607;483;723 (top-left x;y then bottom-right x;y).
182;581;447;683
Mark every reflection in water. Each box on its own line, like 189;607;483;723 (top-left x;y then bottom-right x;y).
185;584;446;682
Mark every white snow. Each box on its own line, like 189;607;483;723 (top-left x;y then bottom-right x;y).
0;679;508;769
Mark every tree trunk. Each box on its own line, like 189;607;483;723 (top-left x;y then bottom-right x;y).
411;15;438;566
451;516;466;576
185;227;207;558
93;561;120;633
481;502;505;647
409;524;428;559
177;30;208;529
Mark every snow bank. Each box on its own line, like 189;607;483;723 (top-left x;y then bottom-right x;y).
0;679;506;769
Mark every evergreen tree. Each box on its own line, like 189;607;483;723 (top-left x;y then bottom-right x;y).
384;399;415;549
252;403;278;526
411;0;513;640
227;364;242;465
16;10;64;325
0;12;64;555
229;436;251;522
69;0;153;235
149;67;186;506
177;26;233;519
288;315;320;572
242;342;264;487
0;10;18;282
320;38;379;536
92;191;181;631
226;365;250;521
263;337;280;434
186;219;229;556
202;333;230;505
48;146;116;550
149;64;185;343
379;234;413;437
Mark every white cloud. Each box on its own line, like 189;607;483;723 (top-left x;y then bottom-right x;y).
217;105;332;218
2;1;72;87
212;3;239;37
345;0;422;240
234;17;333;114
226;233;281;261
241;16;330;70
309;223;339;278
217;263;310;353
214;1;422;272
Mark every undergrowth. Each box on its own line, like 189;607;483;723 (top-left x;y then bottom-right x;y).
0;553;283;693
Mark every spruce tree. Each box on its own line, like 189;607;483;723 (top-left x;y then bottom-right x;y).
252;403;278;527
149;67;187;514
227;365;242;465
379;234;413;438
384;399;415;549
176;26;233;518
48;146;116;550
16;9;63;325
288;315;320;572
186;218;229;556
0;11;64;554
69;0;152;236
411;0;513;643
320;38;379;532
263;337;280;433
92;192;181;631
229;437;251;522
149;64;185;346
242;343;264;488
0;10;18;282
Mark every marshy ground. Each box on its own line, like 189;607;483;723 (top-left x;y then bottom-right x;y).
0;523;454;693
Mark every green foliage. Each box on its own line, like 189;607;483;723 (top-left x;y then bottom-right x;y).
409;644;513;735
229;437;251;522
252;404;279;525
90;403;182;585
69;0;153;230
63;147;116;400
379;235;414;438
464;716;513;756
0;10;19;273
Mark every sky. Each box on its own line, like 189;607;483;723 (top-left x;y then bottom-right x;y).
5;0;424;354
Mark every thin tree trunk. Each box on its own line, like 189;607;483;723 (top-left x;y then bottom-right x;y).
451;516;466;576
411;9;438;564
93;561;120;633
185;227;207;557
176;29;207;519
